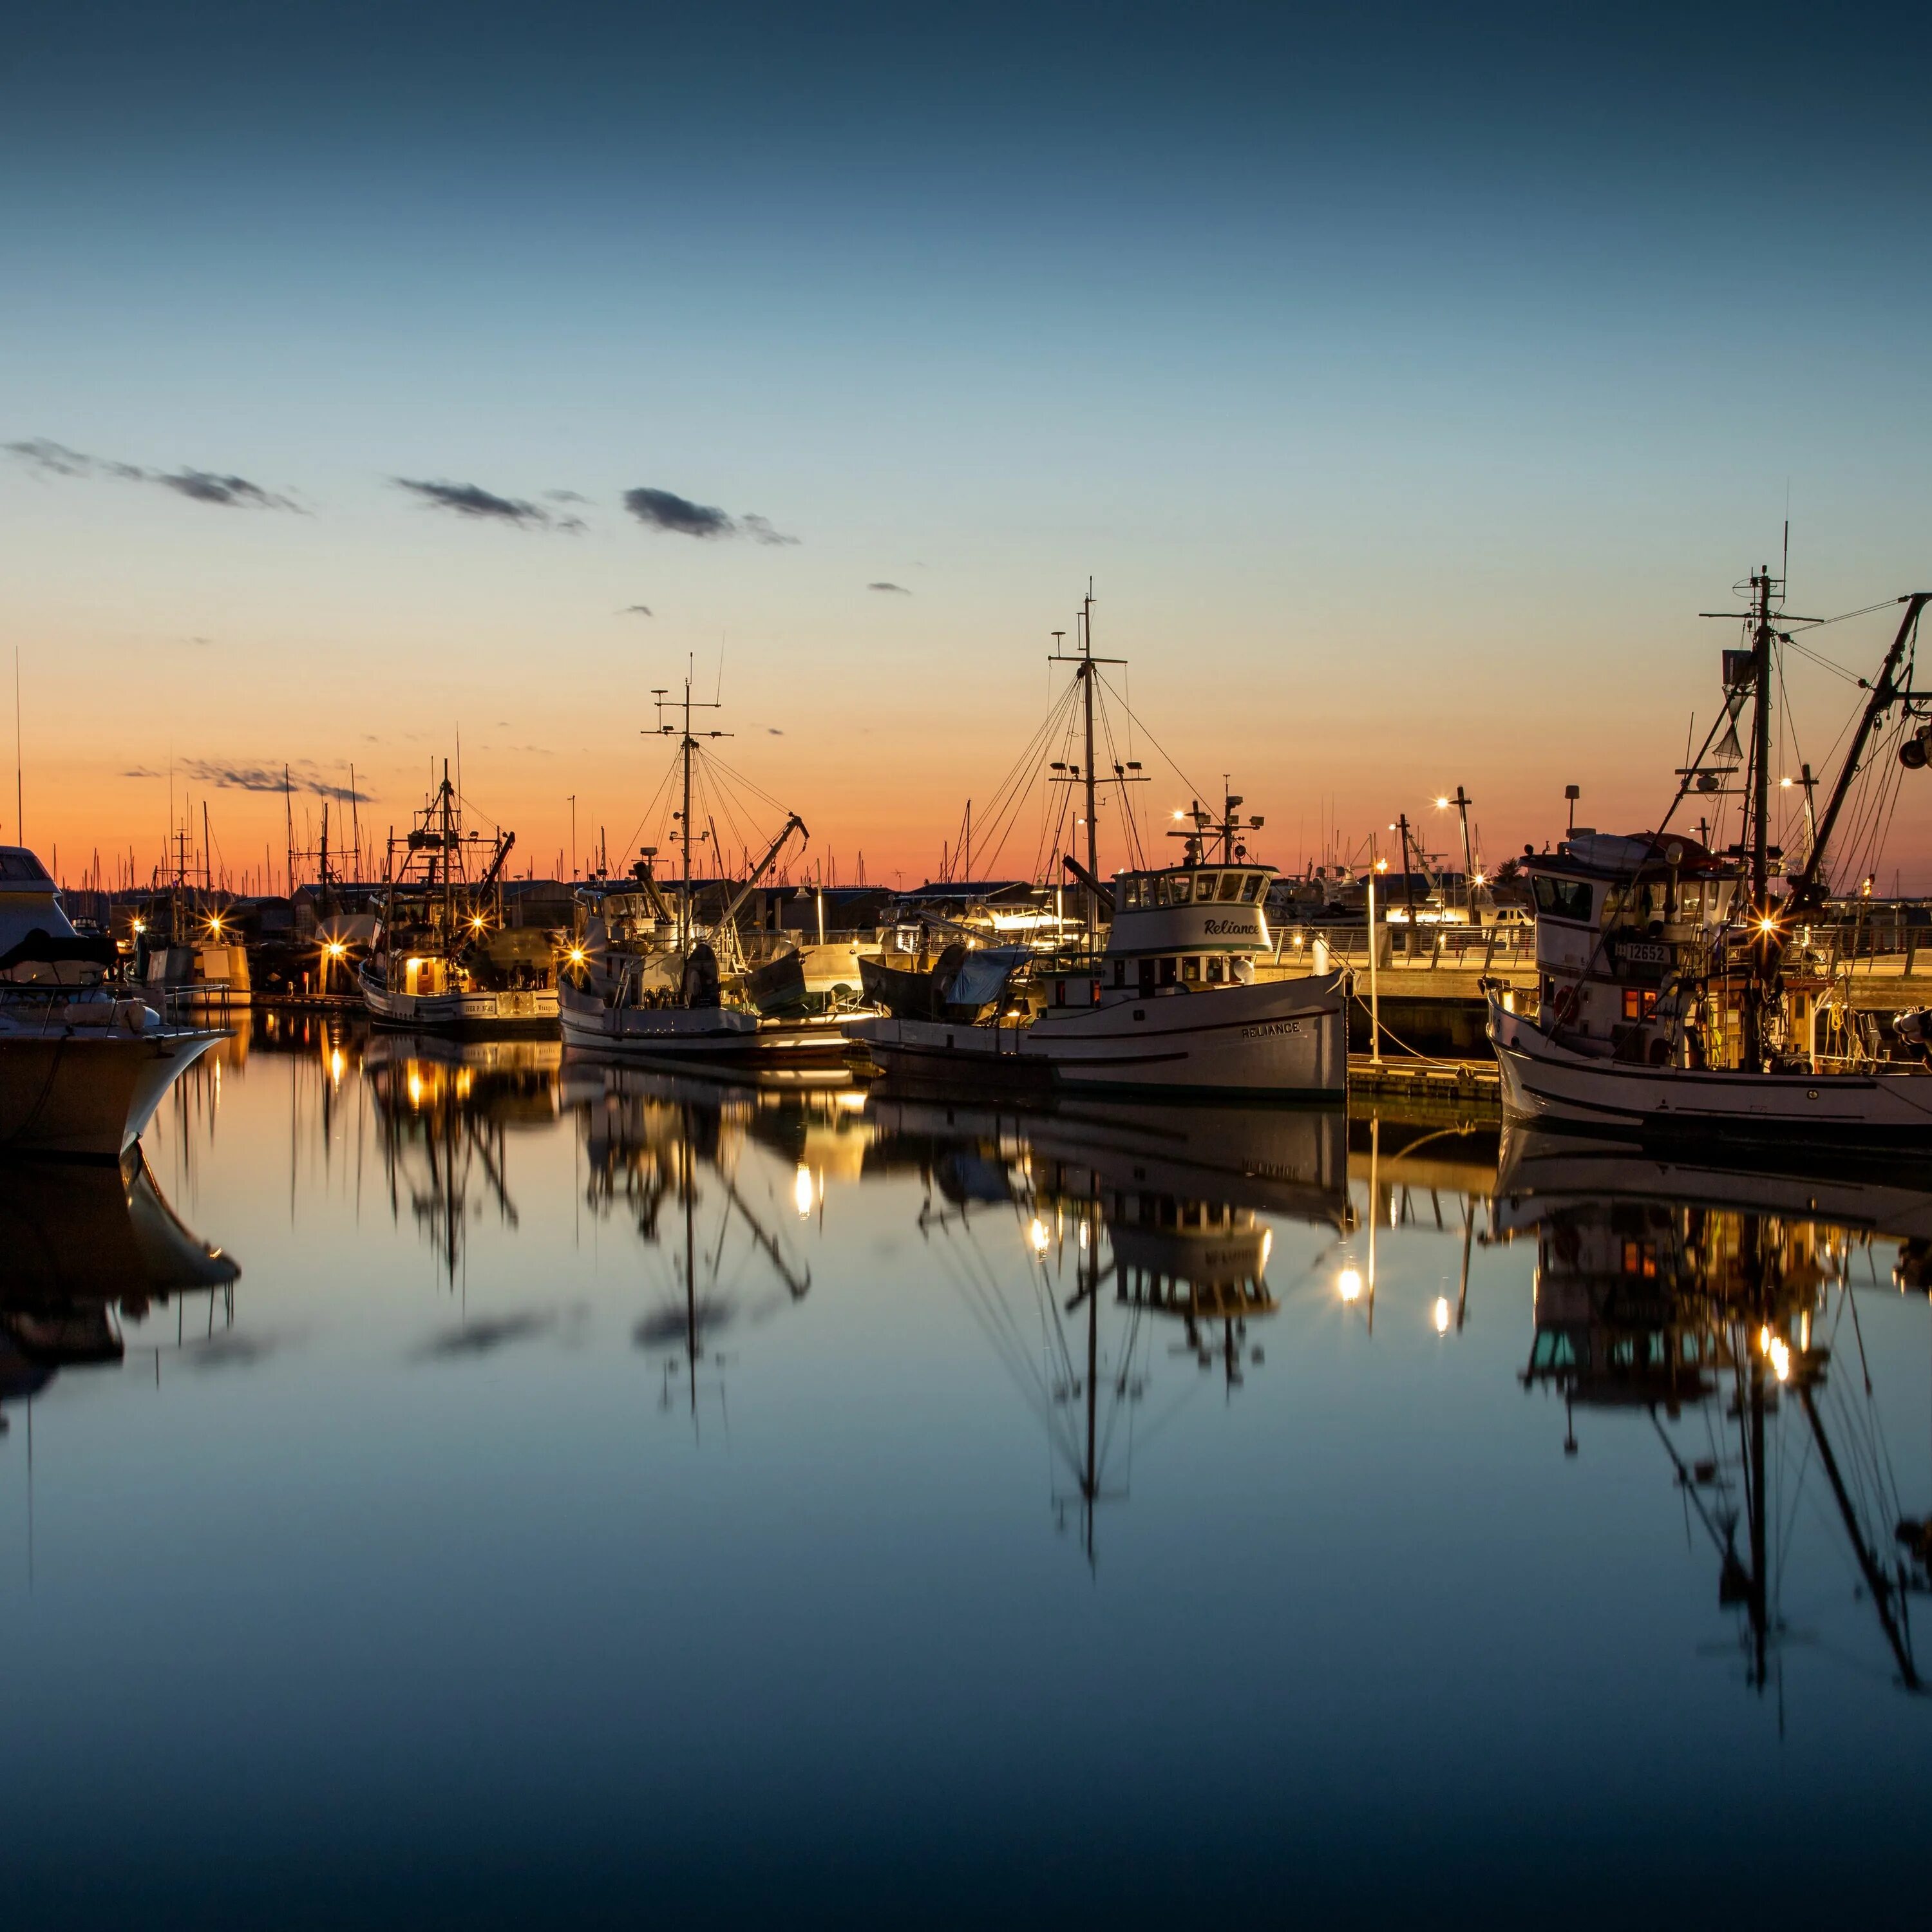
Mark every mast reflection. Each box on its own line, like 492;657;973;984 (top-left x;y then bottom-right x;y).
882;1098;1352;1563
363;1032;561;1282
1498;1127;1931;1697
573;1065;822;1423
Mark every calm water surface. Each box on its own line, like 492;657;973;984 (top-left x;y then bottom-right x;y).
3;1016;1928;1927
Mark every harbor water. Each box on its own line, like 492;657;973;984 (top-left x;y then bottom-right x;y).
2;1015;1927;1927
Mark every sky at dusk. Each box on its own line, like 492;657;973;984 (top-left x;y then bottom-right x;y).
4;1;1930;891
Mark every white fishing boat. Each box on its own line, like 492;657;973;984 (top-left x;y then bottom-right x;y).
849;596;1347;1100
560;674;853;1067
359;765;560;1034
1488;573;1932;1148
0;846;222;1159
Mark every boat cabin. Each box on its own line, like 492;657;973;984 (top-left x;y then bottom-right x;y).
1525;831;1757;1064
1048;863;1274;1004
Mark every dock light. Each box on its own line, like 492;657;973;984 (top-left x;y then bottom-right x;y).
1030;1217;1051;1255
1338;1266;1363;1303
205;913;224;936
1779;775;1794;789
567;945;587;968
1374;858;1388;874
793;1164;814;1219
131;918;145;934
469;913;487;933
1757;915;1777;936
1435;795;1450;811
1434;1296;1451;1334
325;940;347;960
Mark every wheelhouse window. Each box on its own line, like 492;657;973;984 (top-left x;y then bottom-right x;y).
1215;872;1242;902
1531;875;1595;922
1121;877;1144;909
1238;873;1263;902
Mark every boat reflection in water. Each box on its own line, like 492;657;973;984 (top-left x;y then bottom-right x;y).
571;1065;820;1419
0;1150;240;1430
874;1096;1352;1560
1497;1125;1932;1696
363;1031;563;1281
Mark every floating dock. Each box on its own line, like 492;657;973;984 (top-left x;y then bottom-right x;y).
1347;1053;1499;1120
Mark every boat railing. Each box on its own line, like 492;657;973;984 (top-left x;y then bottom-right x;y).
1270;922;1538;974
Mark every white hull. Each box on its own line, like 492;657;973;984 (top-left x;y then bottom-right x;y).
558;982;851;1063
359;965;558;1034
0;1025;221;1159
1489;996;1932;1147
852;972;1347;1098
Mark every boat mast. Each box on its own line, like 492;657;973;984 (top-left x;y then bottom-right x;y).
1081;589;1099;958
681;677;693;952
650;672;726;954
1048;587;1119;961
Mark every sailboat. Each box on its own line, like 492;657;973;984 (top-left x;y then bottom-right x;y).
1489;571;1932;1146
359;765;560;1034
560;676;851;1067
850;594;1349;1099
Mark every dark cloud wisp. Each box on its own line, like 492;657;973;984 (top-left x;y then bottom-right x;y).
868;581;911;594
179;759;368;805
394;477;583;531
620;603;654;618
623;486;797;545
5;437;300;510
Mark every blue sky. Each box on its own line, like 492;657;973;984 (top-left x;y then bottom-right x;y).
3;2;1929;884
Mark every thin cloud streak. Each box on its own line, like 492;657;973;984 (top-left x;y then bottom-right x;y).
395;477;583;531
623;486;797;545
5;437;301;510
179;759;368;804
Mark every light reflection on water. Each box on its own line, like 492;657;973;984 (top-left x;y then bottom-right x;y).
3;1012;1929;1926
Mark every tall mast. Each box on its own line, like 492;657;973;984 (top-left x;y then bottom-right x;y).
1750;564;1773;922
649;671;726;954
681;676;694;952
1081;588;1099;956
1048;589;1121;958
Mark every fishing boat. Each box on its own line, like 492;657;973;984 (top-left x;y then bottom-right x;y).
0;845;223;1159
560;676;851;1067
359;765;560;1034
849;595;1348;1099
1488;572;1932;1148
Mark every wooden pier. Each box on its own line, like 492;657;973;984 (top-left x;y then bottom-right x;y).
1347;1053;1499;1121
